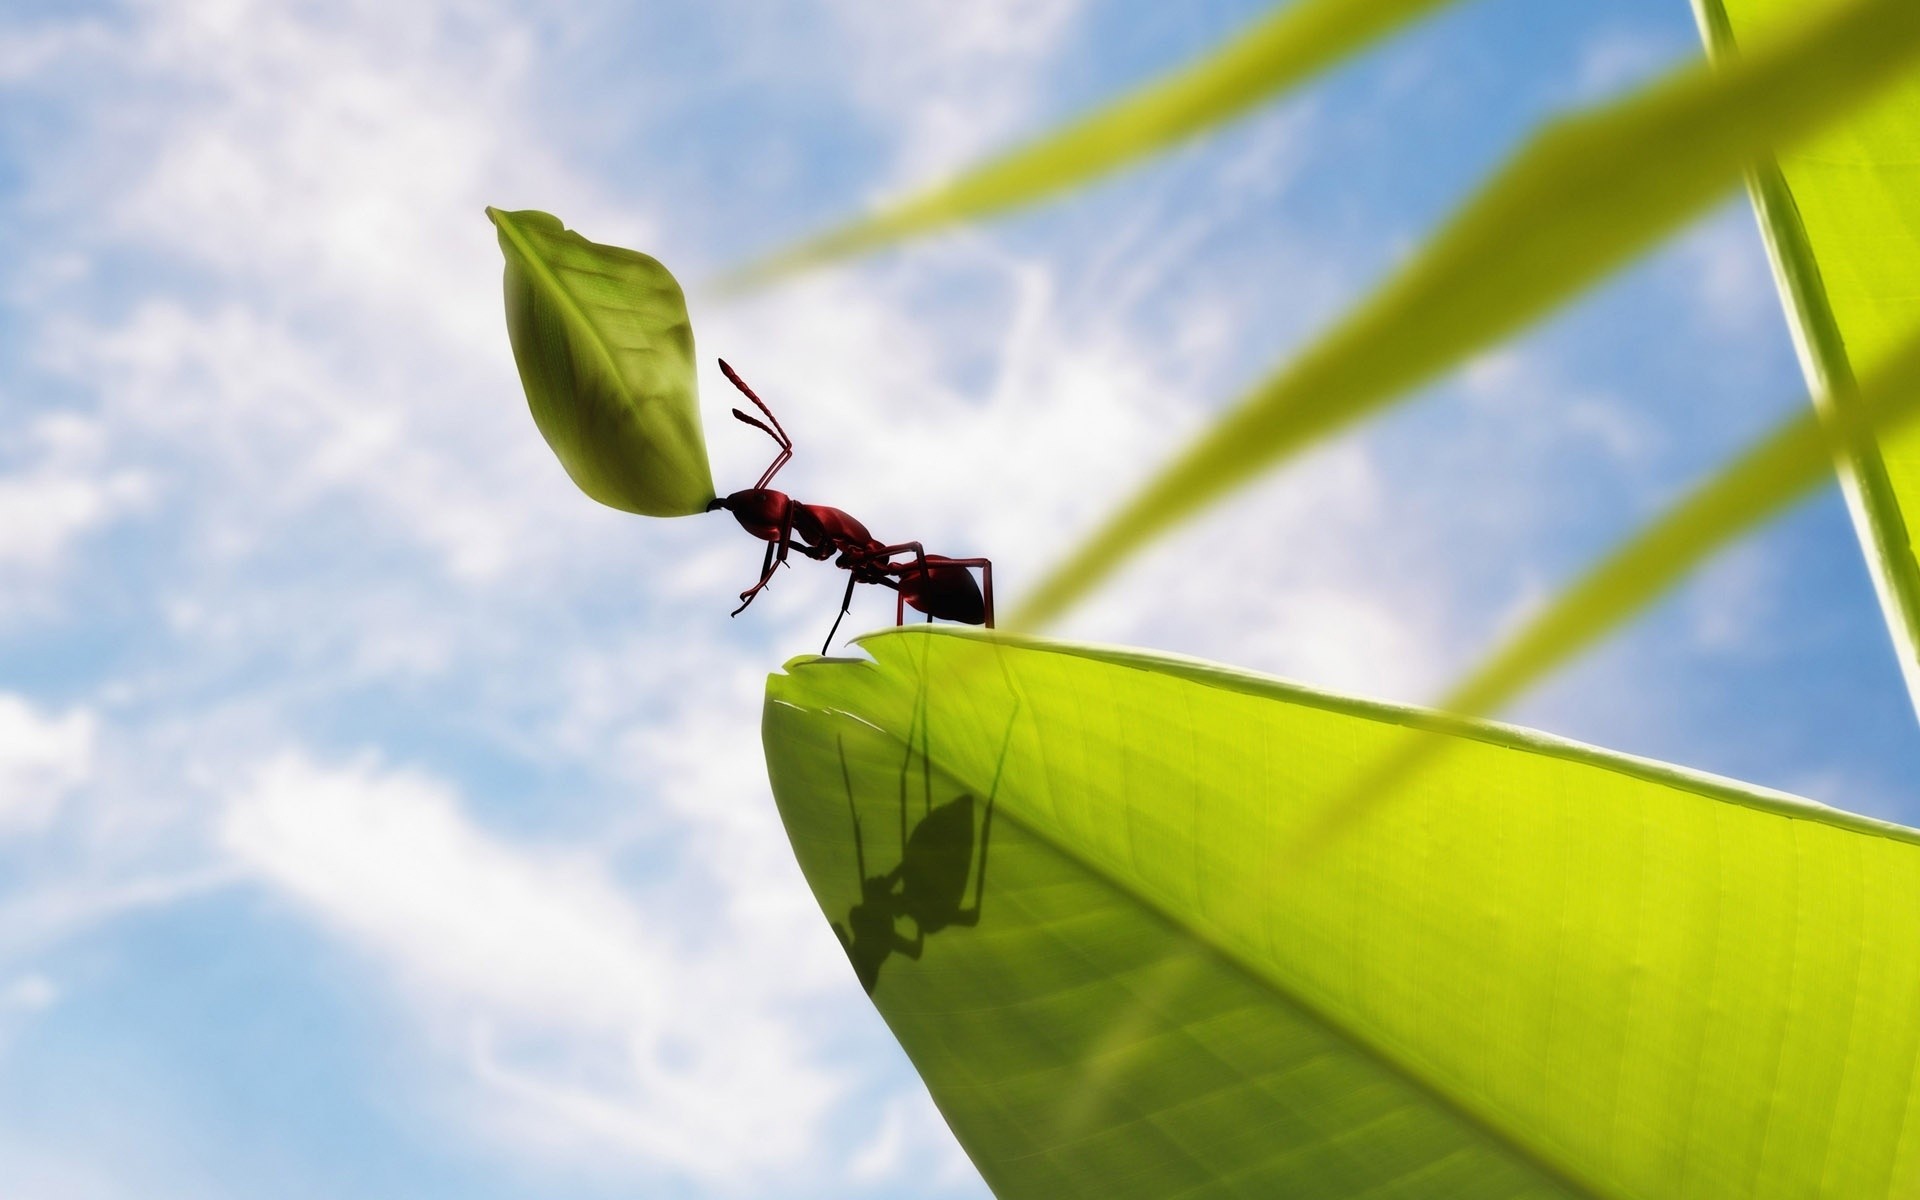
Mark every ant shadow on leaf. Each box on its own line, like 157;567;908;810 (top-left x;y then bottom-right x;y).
831;698;1019;996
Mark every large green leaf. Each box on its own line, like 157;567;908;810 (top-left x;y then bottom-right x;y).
488;207;715;516
720;0;1459;288
765;629;1920;1198
1696;0;1920;718
1012;0;1920;629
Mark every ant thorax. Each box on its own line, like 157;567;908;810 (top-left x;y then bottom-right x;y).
713;358;993;649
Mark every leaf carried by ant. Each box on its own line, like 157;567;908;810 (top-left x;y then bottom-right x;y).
765;627;1920;1199
488;207;716;516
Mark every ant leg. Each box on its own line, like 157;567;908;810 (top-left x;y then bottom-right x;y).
731;544;777;616
870;542;930;625
953;705;1018;926
821;571;859;655
732;504;796;616
873;542;929;573
731;542;782;614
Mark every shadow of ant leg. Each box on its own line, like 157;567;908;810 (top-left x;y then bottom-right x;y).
840;734;867;881
893;923;924;961
836;733;906;995
894;679;934;848
953;702;1020;927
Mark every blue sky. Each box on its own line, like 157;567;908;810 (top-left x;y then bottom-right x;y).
2;1;1917;1196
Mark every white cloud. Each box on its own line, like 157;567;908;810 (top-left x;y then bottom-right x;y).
1571;26;1685;102
0;694;94;833
822;0;1088;190
0;415;147;599
1684;540;1776;655
1675;209;1780;339
0;0;1645;1194
1461;348;1654;468
222;752;844;1187
1;972;57;1011
847;1089;977;1190
0;462;138;573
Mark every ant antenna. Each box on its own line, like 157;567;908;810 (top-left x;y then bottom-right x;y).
719;359;792;488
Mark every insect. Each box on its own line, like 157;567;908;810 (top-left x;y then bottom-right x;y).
705;359;994;653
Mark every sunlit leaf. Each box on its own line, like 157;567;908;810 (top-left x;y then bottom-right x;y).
1012;0;1920;629
1697;0;1920;718
720;0;1459;288
765;628;1920;1198
489;207;716;516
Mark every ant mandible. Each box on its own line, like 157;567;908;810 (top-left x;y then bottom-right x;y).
705;360;994;654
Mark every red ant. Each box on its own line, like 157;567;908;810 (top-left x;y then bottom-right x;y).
705;360;994;654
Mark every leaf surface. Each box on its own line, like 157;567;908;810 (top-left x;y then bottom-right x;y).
1698;0;1920;718
489;207;715;516
764;629;1920;1198
1011;0;1920;628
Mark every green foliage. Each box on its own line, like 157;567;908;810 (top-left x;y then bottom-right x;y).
713;2;1920;1194
1699;0;1920;714
1007;0;1920;628
766;629;1920;1198
720;0;1459;289
489;207;715;516
1308;323;1920;850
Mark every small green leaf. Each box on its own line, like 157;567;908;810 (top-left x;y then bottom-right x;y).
1011;0;1920;629
488;207;715;516
719;0;1460;289
765;628;1920;1199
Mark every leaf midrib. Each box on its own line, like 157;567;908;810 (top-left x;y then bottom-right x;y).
491;210;637;412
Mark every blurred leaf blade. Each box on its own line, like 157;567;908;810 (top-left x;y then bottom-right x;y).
1697;0;1920;718
764;628;1920;1199
1313;323;1920;841
721;0;1460;288
1440;322;1920;721
489;207;716;516
1011;0;1920;629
